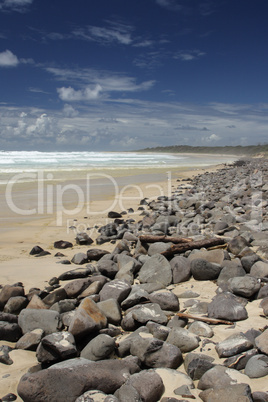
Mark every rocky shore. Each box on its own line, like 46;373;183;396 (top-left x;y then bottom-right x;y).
1;158;268;402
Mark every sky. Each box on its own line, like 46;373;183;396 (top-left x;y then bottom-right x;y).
0;0;268;151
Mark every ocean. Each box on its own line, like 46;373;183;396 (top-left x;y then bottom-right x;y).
0;151;237;185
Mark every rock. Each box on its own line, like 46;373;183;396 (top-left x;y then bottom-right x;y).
97;299;122;325
16;328;44;351
117;327;149;357
54;240;73;249
3;296;28;314
139;254;172;287
241;253;261;273
252;391;268;402
149;290;179;311
30;245;44;255
155;368;194;398
146;321;170;341
199;383;253;402
131;303;168;326
18;309;62;335
188;321;214;338
108;211;122;218
148;242;172;256
71;252;88;265
75;232;94;245
75;390;119;402
97;260;119;279
121;286;150;309
130;335;183;369
215;333;253;358
190;259;222;280
227;236;250;255
217;262;246;290
0;312;18;323
250;261;268;278
166;327;200;353
255;328;268;354
170;256;191;284
257;284;268;299
99;279;131;304
114;383;142;401
0;321;22;342
207;292;248;321
69;297;107;339
42;288;68;307
80;334;115;361
228;275;261;298
26;294;49;310
17;356;140;401
198;365;250;390
63;279;91;299
0;285;25;309
0;345;13;365
87;249;110;261
184;352;215;380
188;249;225;265
122;370;164;402
58;267;93;280
36;331;77;363
223;349;258;370
244;354;268;378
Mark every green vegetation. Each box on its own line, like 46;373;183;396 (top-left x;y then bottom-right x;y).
136;144;268;156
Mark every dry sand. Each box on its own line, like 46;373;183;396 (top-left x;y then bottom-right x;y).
1;162;267;401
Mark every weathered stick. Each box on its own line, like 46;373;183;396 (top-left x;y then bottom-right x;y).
176;312;233;326
139;235;193;244
161;237;226;257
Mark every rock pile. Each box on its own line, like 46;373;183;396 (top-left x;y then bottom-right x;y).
1;158;268;401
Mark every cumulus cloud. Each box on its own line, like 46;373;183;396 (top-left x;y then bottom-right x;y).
57;84;102;102
26;114;55;138
63;104;79;117
203;133;221;142
0;49;19;67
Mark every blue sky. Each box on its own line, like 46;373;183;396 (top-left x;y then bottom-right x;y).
0;0;268;151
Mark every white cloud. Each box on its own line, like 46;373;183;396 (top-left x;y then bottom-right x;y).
63;104;79;117
0;49;19;67
57;85;102;102
73;22;133;45
0;0;33;11
26;114;55;138
202;133;221;142
174;49;206;61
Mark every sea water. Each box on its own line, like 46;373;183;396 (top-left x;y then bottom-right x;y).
0;151;237;185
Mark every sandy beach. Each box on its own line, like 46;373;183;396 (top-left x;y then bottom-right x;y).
1;158;268;401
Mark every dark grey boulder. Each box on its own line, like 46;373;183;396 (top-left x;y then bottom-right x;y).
16;328;44;351
36;331;77;364
117;327;149;357
121;286;150;309
241;253;261;273
166;327;200;353
250;261;268;278
122;370;164;402
108;211;122;218
198;365;250;390
228;275;261;298
216;333;253;357
217;260;246;290
3;296;28;315
0;285;25;309
50;299;77;315
80;334;115;361
97;299;122;325
184;352;215;380
223;349;258;370
131;303;168;326
227;236;250;255
170;256;191;284
130;335;183;369
18;309;62;335
75;232;94;245
199;383;253;402
188;249;225;265
190;259;222;280
138;254;172;287
71;252;88;265
255;328;268;355
97;260;119;279
0;312;18;323
257;284;268;299
244;354;268;378
63;278;91;299
99;279;131;304
0;344;13;365
17;356;140;402
251;391;268;402
0;321;22;342
30;245;44;255
87;249;110;261
58;266;94;280
149;290;179;311
146;321;170;341
260;297;268;316
148;242;172;256
114;383;142;402
69;297;107;339
207;292;248;321
54;240;73;249
42;288;68;307
188;321;214;338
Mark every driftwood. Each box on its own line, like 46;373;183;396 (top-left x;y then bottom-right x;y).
161;237;226;257
176;312;233;326
139;235;193;244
